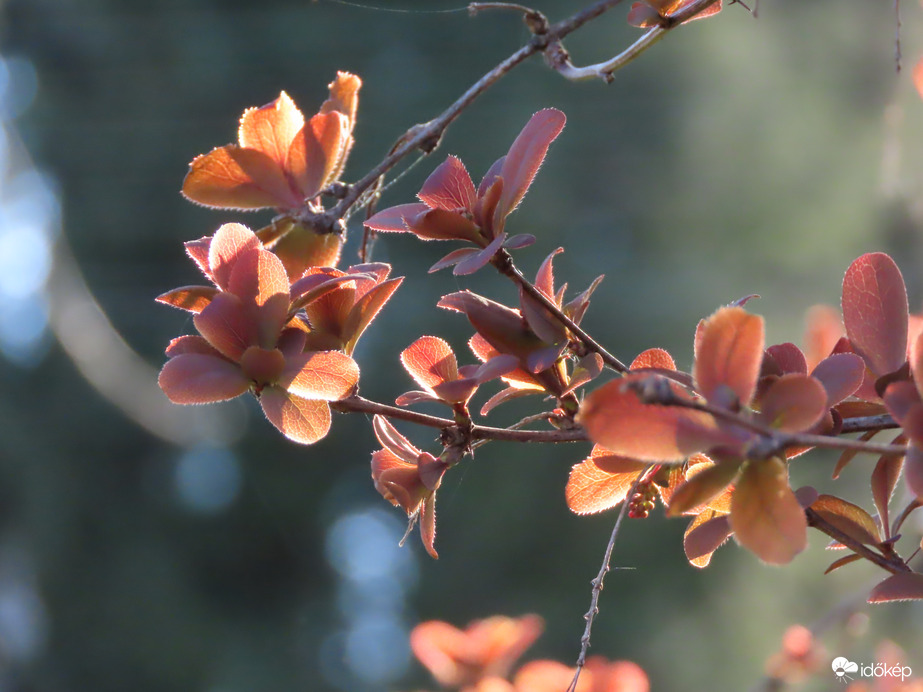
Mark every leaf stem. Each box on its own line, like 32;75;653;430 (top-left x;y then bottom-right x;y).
805;507;911;575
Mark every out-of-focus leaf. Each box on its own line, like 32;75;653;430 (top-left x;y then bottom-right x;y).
871;442;904;537
810;494;881;545
803;304;845;370
824;554;863;575
579;376;734;462
832;430;879;479
730;458;807;565
684;510;732;568
842;252;908;378
906;443;923;500
757;374;828;433
765;343;807;375
266;221;344;280
667;459;740;516
694;306;764;408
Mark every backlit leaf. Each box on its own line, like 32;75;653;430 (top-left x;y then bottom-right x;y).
824;554;862;575
579;376;734;462
906;443;923;500
630;348;676;371
811;353;865;407
364;202;430;232
288;110;347;198
401;336;458;391
868;572;923;603
730;458;807;565
280;350;358;400
842;252;908;377
871;442;904;536
565;447;648;514
259;386;332;444
684;510;732;568
810;494;881;545
765;343;807;375
207;222;262;291
182;145;301;210
194;292;255;361
495;109;566;223
158;353;250;404
667;459;740;516
227;248;291;348
155;285;218;314
757;374;828;433
832;430;879;479
418;156;476;212
694;306;764;408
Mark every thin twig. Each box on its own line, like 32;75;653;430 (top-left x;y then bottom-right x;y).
331;394;588;443
840;414;898;434
805;507;912;575
493;249;629;372
568;470;648;692
470;410;560;450
781;431;906;456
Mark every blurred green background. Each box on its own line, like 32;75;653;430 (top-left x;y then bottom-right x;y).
0;0;921;690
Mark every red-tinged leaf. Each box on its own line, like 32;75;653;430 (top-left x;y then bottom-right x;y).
207;223;262;291
480;386;535;415
182;145;301;210
259;386;332;444
565;448;648;514
911;329;923;399
871;443;904;536
685;510;732;568
565;353;604;394
279;350;358;401
372;414;420;464
757;374;828;433
730;458;807;565
410;208;483;243
439;291;545;362
627;2;662;27
673;0;722;22
906;443;923;500
842;252;909;378
418;156;476;212
520;289;567;346
667;459;741;516
811;353;865;407
288;110;347;198
913;56;923;100
832;430;879;479
477;156;505;198
158;353;250;404
401;336;458;392
534;248;561;299
883;381;923;445
453;233;506;276
164;335;224;358
579;377;735;462
193;291;255;361
504;233;535;250
184;236;211;278
227;248;291;348
431;379;479;404
239;345;286;386
395;390;443;406
156;285;218;314
268;221;344;280
364;203;430;232
473;354;519;384
420;492;438;559
694;306;765;408
289;273;360;314
320;71;361;125
563;274;604;326
803;304;845;370
824;554;863;574
810;494;881;545
631;348;676;371
429;247;479;273
238;91;303;168
343;276;403;353
868;572;923;603
766;343;807;375
475;176;504;234
495;109;566;223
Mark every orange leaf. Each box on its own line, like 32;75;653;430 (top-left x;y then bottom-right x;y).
694;306;764;408
684;510;732;568
913;56;923;100
259;386;332;444
729;458;807;565
266;221;344;280
667;458;740;516
158;353;250;404
824;553;863;575
565;447;648;514
842;252;908;378
287;110;348;199
630;347;676;371
579;376;735;462
155;285;218;314
238;91;304;170
810;494;881;545
321;71;361;125
182;144;301;210
279;350;359;401
401;336;459;392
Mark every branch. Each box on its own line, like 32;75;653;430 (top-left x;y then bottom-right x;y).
493;249;629;372
805;507;912;575
331;394;588;443
568;469;648;692
549;0;722;83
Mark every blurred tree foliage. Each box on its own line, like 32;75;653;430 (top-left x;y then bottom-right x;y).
0;0;921;691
